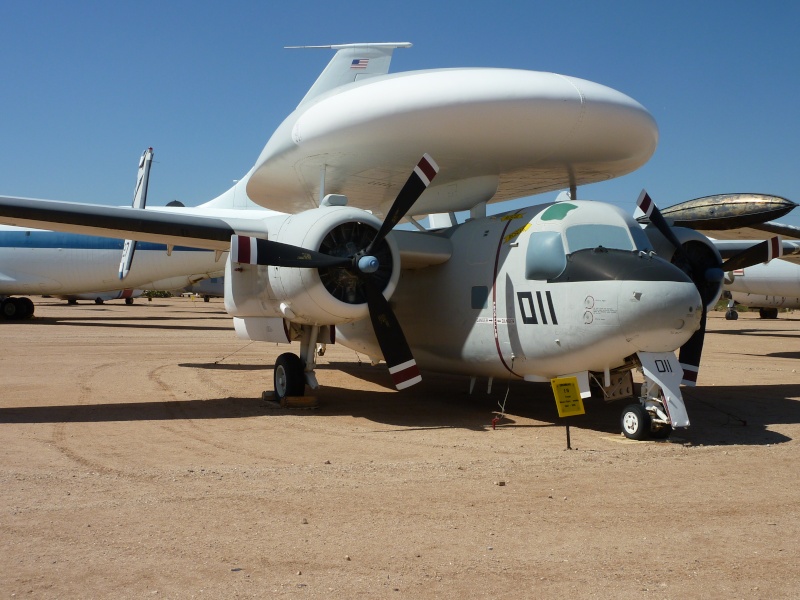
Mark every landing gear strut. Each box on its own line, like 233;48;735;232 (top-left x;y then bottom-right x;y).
725;298;738;320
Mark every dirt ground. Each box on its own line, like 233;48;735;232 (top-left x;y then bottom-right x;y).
2;297;799;599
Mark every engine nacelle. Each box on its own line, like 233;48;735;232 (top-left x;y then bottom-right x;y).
642;224;724;307
225;205;400;325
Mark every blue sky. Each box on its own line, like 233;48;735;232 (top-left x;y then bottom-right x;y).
1;2;798;224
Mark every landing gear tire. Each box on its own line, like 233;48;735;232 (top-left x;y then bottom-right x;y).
621;404;652;440
95;297;104;305
2;298;18;319
759;308;778;319
125;297;134;305
725;309;738;320
17;297;34;319
274;353;305;402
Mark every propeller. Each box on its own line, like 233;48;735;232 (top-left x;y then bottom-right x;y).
720;236;783;272
637;190;783;386
232;154;439;390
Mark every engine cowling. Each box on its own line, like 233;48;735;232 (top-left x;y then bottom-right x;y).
225;205;401;325
643;224;724;308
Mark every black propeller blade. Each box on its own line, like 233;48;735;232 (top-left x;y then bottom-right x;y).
720;236;783;272
231;154;440;390
367;154;439;255
637;190;712;386
231;235;351;269
363;277;421;389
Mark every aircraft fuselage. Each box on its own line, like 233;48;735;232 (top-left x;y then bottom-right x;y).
336;201;701;381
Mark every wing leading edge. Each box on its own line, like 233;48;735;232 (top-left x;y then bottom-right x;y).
0;196;239;251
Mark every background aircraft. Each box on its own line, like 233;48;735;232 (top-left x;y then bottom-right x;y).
0;43;790;439
0;145;280;319
723;259;800;319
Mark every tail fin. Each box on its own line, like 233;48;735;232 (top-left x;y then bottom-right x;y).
288;42;412;107
119;148;153;280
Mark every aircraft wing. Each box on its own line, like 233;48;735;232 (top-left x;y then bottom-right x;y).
696;221;800;241
0;195;253;251
0;195;455;269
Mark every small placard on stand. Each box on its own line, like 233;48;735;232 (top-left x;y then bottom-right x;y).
550;376;585;449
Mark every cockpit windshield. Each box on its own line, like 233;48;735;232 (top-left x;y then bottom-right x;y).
524;201;655;281
564;224;636;253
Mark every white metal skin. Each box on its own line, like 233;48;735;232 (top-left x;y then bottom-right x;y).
0;225;226;297
247;68;658;217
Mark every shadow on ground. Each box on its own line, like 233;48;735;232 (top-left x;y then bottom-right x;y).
4;358;799;447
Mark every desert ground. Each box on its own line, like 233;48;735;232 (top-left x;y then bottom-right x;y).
2;297;799;599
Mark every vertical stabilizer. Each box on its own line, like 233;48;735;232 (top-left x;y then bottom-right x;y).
289;42;412;107
118;148;153;279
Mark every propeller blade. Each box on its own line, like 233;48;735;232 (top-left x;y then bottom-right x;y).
366;154;439;254
638;190;715;386
678;304;706;387
720;236;783;272
636;190;687;258
362;277;421;390
231;234;350;269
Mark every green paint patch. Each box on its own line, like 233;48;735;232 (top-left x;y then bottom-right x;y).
541;203;577;221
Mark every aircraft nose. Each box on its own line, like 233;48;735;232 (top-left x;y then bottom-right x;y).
617;263;702;353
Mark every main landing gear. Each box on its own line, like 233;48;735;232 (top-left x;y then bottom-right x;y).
725;298;738;320
270;324;328;403
1;296;34;320
274;353;305;400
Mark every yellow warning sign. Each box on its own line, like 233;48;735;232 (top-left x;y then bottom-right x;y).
550;376;586;418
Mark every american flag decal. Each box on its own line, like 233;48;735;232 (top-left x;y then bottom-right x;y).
350;58;369;69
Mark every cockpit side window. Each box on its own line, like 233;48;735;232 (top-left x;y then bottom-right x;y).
526;231;567;280
565;224;635;253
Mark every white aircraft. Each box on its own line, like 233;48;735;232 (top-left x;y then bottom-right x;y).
723;259;800;319
0;147;279;319
0;42;791;439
